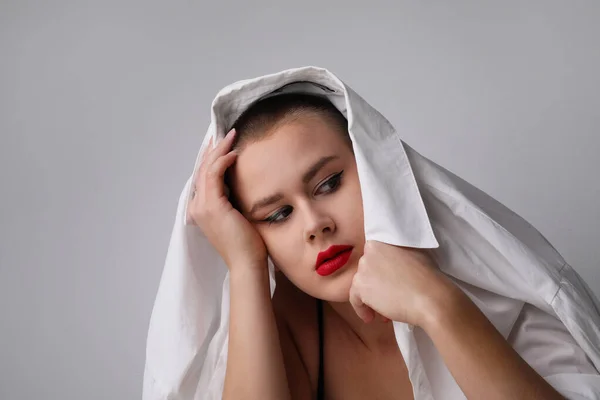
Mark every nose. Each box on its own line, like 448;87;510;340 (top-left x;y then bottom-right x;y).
303;205;335;242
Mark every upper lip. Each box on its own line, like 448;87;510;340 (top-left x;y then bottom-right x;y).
315;245;354;269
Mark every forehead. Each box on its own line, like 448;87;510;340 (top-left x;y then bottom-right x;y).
231;116;352;203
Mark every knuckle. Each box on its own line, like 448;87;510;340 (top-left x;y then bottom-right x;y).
351;271;362;288
198;158;207;170
206;167;219;179
199;154;210;170
194;172;205;188
357;256;368;270
200;204;215;218
189;201;209;218
190;207;203;220
213;158;225;172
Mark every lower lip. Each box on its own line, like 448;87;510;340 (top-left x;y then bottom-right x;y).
316;249;353;276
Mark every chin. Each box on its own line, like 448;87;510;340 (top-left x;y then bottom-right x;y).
279;264;357;302
315;266;356;303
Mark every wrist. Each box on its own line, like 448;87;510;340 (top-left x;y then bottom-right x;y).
229;261;269;280
418;277;468;331
227;254;267;270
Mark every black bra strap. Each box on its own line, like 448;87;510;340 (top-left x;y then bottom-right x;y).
317;299;325;399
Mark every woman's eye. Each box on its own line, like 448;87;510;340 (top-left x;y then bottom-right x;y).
264;206;293;224
315;171;344;195
261;172;343;225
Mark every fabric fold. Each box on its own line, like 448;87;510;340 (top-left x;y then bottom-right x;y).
143;66;600;400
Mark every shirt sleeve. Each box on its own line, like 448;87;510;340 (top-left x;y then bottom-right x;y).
508;303;600;399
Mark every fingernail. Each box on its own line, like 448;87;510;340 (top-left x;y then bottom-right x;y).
227;128;236;138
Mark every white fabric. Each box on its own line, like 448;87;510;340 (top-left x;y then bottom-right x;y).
143;66;600;399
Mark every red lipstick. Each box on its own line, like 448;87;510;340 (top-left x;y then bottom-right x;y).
315;245;354;276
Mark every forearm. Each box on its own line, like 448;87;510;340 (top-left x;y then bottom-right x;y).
422;282;564;400
223;266;291;400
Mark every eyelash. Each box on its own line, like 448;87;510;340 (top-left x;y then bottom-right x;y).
262;171;344;225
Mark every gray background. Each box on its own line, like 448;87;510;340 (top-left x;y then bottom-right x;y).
1;1;599;399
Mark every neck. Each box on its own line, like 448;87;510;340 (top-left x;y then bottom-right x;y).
325;300;398;351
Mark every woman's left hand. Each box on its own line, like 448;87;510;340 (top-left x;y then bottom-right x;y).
349;242;566;400
349;240;455;327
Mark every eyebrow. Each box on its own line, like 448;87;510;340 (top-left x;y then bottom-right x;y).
248;155;339;215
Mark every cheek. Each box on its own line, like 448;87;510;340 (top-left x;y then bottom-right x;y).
340;176;365;231
257;226;303;270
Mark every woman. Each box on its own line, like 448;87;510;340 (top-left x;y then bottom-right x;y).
143;67;600;400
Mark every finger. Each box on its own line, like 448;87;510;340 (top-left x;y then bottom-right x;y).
192;136;215;197
204;129;236;168
198;135;215;168
349;284;375;323
188;135;223;225
187;150;237;224
205;150;238;198
194;130;234;194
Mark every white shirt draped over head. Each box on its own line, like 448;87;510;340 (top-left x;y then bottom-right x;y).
143;66;600;400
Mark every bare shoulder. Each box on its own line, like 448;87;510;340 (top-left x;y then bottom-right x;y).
272;272;319;399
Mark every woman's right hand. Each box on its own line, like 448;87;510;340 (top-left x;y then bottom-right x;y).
187;129;268;271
